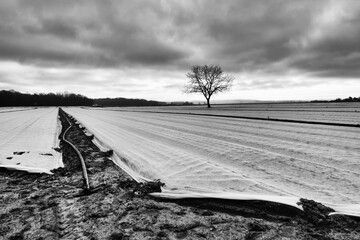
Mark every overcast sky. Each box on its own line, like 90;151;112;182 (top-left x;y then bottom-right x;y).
1;0;360;101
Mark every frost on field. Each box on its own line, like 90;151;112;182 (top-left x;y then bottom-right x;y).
0;108;63;174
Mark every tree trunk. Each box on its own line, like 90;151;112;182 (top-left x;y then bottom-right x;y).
206;98;211;108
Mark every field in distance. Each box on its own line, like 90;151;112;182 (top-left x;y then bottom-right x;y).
101;101;360;125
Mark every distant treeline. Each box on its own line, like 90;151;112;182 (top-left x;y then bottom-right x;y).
94;98;164;107
311;96;360;103
1;89;191;107
0;90;94;106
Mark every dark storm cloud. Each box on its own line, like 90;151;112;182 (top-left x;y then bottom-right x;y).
0;35;82;64
24;18;79;40
0;0;192;69
178;0;360;79
1;0;360;80
290;52;360;78
289;33;360;78
202;1;316;66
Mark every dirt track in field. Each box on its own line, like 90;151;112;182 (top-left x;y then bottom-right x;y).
0;108;359;240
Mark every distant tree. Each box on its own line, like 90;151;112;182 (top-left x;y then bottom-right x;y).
184;65;234;108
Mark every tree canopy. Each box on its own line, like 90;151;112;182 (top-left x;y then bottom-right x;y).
184;65;234;107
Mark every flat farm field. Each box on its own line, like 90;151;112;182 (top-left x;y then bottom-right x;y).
0;107;62;174
110;101;360;125
65;102;360;216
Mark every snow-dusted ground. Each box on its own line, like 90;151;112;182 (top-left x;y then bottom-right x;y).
0;107;62;174
65;107;360;215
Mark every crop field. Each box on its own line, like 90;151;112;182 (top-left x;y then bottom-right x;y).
64;102;360;216
1;103;359;216
0;107;62;174
106;102;360;125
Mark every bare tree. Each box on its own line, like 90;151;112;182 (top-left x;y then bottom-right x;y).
184;65;234;108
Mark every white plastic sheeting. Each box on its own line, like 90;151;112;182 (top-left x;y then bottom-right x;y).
105;102;360;125
65;108;360;215
0;107;63;174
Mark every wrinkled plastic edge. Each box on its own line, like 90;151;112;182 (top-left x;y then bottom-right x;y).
0;164;53;174
150;187;304;210
74;121;151;183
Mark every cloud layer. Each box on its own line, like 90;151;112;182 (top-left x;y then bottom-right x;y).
0;0;360;99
